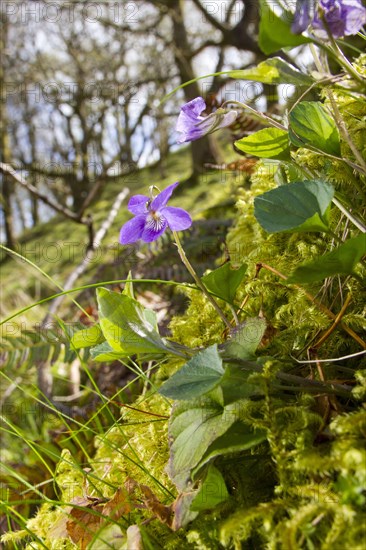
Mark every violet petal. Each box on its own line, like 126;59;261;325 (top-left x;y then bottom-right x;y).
292;0;312;33
312;0;366;38
141;219;168;242
162;206;192;231
119;215;146;245
128;194;149;215
177;108;237;144
151;182;179;211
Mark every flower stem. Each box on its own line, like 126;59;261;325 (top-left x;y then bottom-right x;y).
221;100;287;131
172;231;232;330
310;35;365;87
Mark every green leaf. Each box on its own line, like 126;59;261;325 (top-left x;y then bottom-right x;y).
122;270;135;299
288;234;366;283
96;288;176;355
193;422;267;475
259;0;310;55
202;262;247;304
159;345;224;400
254;180;334;233
168;397;240;490
230;57;313;86
225;318;267;360
235;128;290;160
190;465;229;512
90;341;126;362
289;101;340;155
71;324;105;350
220;365;262;404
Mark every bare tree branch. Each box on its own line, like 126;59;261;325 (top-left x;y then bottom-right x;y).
190;0;228;32
0;163;81;222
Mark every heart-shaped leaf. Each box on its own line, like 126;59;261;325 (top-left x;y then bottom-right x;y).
289;101;340;155
192;422;267;476
96;288;177;355
202;262;247;304
254;180;334;233
235;128;290;160
225;318;267;360
159;345;224;400
168;397;240;490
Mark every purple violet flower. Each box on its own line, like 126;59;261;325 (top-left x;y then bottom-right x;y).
176;97;238;144
292;0;315;34
312;0;366;38
119;182;192;244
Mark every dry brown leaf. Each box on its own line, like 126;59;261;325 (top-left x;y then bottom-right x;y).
170;490;199;531
102;486;132;520
139;484;173;525
66;497;104;550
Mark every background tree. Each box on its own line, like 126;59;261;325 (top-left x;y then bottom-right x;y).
1;0;270;240
0;14;16;247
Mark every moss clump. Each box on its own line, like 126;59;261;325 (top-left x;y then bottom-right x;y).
219;404;366;549
169;285;229;349
91;393;174;501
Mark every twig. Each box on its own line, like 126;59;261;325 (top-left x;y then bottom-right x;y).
312;293;353;349
331;197;366;233
326;89;366;174
291;349;366;363
0;162;82;223
0;162;99;247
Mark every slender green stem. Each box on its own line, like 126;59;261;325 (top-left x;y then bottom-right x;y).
221;100;287;131
310;35;365;87
229;304;239;326
326;89;366;173
224;358;354;399
0;278;197;326
309;146;366;176
323;24;365;86
172;231;232;329
332;197;366;233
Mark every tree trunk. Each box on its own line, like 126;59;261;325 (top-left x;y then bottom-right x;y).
27;108;39;226
0;172;16;248
0;16;16;248
72;174;90;213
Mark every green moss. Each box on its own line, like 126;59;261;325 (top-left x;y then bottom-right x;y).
169;286;229;349
92;393;174;500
